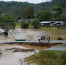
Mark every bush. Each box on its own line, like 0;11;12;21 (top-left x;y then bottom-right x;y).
31;19;40;28
21;19;29;29
57;37;63;40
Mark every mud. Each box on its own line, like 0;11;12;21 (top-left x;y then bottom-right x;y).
6;47;35;52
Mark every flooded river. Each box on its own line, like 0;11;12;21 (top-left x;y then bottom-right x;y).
0;28;65;65
0;28;66;42
0;44;39;65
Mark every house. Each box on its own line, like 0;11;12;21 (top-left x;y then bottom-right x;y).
40;21;51;27
40;21;64;27
50;21;64;26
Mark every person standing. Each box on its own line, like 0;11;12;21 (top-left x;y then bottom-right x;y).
48;35;50;42
39;36;41;42
41;36;43;42
43;35;45;41
46;35;48;41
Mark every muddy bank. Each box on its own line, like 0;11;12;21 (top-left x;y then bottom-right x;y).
22;44;49;50
18;42;56;47
6;47;35;52
19;43;51;47
16;42;56;50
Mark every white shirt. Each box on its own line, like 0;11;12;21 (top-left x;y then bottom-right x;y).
39;37;41;39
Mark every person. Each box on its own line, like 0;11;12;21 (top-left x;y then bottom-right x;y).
39;36;41;42
46;35;48;41
48;35;50;42
43;35;45;41
41;36;43;42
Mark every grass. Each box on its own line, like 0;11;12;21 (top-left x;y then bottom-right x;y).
25;50;66;65
16;23;21;28
16;23;63;30
39;27;62;30
29;23;34;29
16;27;21;28
56;43;66;46
16;23;21;26
16;23;34;28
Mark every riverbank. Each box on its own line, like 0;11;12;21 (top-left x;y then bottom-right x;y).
21;43;56;50
0;43;66;65
25;50;66;65
23;43;66;65
21;43;66;50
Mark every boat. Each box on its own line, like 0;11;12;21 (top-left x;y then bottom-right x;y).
15;39;26;41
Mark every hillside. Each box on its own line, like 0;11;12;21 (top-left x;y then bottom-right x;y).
0;0;65;12
0;0;65;20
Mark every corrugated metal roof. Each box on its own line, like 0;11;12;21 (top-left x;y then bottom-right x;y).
40;21;50;23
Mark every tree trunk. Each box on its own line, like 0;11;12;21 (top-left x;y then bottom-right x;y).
4;31;8;35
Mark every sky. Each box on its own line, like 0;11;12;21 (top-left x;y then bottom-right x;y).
1;0;51;4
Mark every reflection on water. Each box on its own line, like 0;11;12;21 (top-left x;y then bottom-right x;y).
0;28;66;42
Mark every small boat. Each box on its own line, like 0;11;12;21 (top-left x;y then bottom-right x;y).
15;39;26;41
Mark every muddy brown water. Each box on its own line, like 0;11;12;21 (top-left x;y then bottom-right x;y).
0;28;64;65
0;44;39;65
0;28;66;42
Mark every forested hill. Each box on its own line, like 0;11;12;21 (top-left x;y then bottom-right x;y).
0;0;65;13
0;0;65;20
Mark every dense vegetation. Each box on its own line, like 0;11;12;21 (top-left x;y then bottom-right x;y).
0;14;16;35
25;50;66;65
21;19;29;29
0;0;66;20
32;19;40;28
0;0;66;30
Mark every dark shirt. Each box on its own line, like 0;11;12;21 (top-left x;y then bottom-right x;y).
41;36;43;40
44;36;45;39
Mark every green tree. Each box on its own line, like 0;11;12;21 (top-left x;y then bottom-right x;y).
57;6;63;20
50;6;63;20
0;10;3;16
21;19;29;29
61;14;66;21
23;6;34;19
7;7;23;21
50;12;58;21
64;22;66;25
32;19;40;28
36;10;51;21
0;14;16;35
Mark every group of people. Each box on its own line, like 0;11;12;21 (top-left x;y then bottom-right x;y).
39;35;50;42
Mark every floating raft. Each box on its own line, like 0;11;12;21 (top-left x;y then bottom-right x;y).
15;39;26;41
